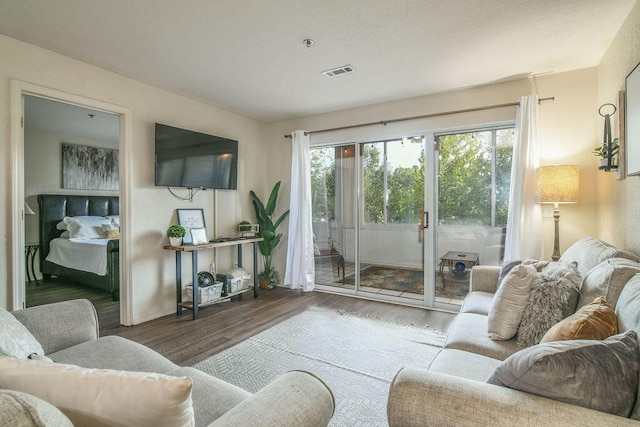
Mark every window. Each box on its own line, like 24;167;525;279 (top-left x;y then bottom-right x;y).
363;138;425;224
437;127;514;227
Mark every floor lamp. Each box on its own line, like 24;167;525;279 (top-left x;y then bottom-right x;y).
535;165;579;261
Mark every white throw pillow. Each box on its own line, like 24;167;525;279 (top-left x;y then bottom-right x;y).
0;308;44;359
0;357;195;427
488;264;537;340
63;216;111;239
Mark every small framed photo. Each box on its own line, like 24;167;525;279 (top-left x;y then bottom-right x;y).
190;227;208;245
177;209;205;244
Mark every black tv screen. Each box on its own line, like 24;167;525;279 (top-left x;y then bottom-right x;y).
155;123;238;190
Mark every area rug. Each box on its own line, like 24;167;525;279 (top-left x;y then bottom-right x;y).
343;266;468;299
194;306;447;427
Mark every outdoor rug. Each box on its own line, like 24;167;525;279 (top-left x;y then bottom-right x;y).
194;305;447;427
344;266;469;299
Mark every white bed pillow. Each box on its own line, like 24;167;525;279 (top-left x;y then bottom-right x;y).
0;308;45;359
56;220;68;230
105;215;120;227
0;357;195;427
488;264;537;340
63;216;111;239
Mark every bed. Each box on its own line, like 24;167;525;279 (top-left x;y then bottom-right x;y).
38;194;120;300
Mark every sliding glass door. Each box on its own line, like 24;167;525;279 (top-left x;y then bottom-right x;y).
311;137;432;306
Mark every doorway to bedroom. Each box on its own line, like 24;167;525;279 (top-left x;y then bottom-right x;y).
23;95;121;328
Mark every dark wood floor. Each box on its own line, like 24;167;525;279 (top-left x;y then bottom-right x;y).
27;281;455;367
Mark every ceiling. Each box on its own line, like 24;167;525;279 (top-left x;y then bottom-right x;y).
2;0;637;123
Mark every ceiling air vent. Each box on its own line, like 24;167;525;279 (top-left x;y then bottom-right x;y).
322;65;356;78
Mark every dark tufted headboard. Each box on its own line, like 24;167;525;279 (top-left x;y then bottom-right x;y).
37;194;119;265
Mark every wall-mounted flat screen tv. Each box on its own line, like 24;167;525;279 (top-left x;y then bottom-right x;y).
155;123;238;190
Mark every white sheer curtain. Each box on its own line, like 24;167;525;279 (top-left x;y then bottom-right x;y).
504;95;543;262
284;130;315;291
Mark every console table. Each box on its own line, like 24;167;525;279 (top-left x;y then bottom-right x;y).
164;237;263;320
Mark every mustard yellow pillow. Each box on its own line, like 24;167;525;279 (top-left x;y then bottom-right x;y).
540;297;617;343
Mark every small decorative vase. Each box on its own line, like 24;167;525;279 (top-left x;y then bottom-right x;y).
169;237;183;247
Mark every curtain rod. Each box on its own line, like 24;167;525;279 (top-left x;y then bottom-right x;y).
284;96;554;138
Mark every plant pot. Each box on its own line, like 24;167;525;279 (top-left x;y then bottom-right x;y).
598;157;618;171
259;278;269;289
169;237;183;247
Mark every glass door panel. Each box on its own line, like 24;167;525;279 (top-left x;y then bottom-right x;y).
434;128;514;307
311;145;357;290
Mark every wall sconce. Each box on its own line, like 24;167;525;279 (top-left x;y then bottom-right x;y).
594;103;619;171
536;165;579;261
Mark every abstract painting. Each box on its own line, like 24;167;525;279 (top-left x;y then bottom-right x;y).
62;143;119;190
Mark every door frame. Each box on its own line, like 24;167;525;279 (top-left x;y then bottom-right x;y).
9;80;134;325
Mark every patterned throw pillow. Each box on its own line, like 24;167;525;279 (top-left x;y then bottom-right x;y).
516;261;582;348
0;308;44;359
488;331;640;417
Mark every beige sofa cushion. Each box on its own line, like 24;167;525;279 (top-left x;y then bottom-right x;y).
428;349;501;382
0;357;195;427
0;308;44;359
0;389;72;426
577;258;640;309
559;236;639;279
488;264;537;341
460;291;495;315
444;313;520;360
540;297;617;343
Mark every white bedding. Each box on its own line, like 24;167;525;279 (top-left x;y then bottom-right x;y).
45;237;112;276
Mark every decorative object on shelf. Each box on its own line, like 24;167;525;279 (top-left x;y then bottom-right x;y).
237;220;259;237
177;208;205;244
190;227;208;245
250;181;290;289
536;165;580;261
626;61;640;175
594;103;618;171
197;271;215;287
453;262;466;276
167;224;186;247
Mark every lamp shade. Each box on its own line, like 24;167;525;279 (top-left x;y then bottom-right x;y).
536;165;579;204
24;201;35;215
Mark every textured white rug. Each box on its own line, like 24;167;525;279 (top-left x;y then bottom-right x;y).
194;306;447;427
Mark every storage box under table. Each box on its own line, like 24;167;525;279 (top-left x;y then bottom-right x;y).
185;282;223;303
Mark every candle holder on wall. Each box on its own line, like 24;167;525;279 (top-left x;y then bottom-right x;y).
594;103;619;172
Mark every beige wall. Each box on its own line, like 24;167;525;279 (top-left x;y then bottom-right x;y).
265;69;601;273
0;35;265;322
597;1;640;252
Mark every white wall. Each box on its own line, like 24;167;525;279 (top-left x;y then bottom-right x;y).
265;69;601;277
0;34;265;323
596;1;640;252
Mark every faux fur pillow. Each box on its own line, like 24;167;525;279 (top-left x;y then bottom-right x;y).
516;261;582;348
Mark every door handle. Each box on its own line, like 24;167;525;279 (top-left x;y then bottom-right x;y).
420;210;429;230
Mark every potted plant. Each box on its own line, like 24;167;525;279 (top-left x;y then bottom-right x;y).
167;224;186;246
593;138;619;170
250;181;290;289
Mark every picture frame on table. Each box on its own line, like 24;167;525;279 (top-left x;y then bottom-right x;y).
190;228;208;245
177;208;205;244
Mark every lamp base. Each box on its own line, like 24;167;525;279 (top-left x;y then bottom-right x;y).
551;206;560;261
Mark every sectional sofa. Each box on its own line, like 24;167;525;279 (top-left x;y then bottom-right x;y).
388;236;640;426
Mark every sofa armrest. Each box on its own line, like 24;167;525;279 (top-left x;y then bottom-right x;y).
469;266;501;293
388;368;637;427
209;371;334;427
11;299;99;355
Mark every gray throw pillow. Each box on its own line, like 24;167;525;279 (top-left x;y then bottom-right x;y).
516;261;581;348
487;331;640;417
